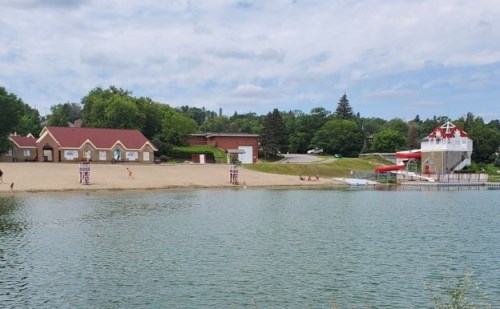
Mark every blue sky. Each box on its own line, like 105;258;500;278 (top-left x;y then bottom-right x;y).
1;0;499;122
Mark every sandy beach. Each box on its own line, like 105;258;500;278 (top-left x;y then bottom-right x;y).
0;162;340;194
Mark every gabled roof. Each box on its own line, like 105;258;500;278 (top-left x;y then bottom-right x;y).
427;121;469;139
9;135;37;148
38;126;157;151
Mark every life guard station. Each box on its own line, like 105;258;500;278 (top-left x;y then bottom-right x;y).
420;121;473;175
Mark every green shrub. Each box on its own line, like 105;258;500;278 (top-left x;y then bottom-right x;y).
173;146;226;163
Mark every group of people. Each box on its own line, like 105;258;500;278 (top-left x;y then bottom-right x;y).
299;175;320;181
0;168;14;194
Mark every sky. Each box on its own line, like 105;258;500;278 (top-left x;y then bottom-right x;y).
1;0;500;122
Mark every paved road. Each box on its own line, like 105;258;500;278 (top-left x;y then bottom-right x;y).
279;153;323;163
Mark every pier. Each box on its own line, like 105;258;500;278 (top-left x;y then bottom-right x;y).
401;182;500;188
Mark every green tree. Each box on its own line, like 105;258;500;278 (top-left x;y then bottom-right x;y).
104;95;144;129
228;112;261;134
371;129;407;152
135;98;166;140
160;108;198;146
412;114;421;124
0;87;24;151
46;102;82;126
407;122;420;149
487;119;500;131
199;116;232;133
286;108;330;153
311;119;364;156
359;117;386;134
384;118;409;137
470;122;500;163
334;94;354;119
178;105;212;126
260;108;288;156
16;108;41;137
81;86;144;129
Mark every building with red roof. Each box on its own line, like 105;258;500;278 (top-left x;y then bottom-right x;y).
0;134;38;162
420;121;473;174
36;126;157;163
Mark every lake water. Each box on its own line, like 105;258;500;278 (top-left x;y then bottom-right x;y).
1;188;499;308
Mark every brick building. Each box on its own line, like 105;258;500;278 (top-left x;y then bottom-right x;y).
189;133;259;164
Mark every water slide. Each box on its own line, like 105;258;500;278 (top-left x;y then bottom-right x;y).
374;163;406;173
374;150;422;173
395;150;421;160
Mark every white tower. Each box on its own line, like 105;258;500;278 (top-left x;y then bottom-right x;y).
420;121;473;174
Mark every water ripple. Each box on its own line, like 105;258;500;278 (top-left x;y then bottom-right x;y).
1;190;499;307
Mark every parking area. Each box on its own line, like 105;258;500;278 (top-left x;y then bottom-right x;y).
279;153;323;163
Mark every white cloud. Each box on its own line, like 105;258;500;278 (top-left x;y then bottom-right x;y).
232;84;269;98
0;0;499;121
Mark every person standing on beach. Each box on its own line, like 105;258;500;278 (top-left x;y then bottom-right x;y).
0;168;3;184
10;182;14;194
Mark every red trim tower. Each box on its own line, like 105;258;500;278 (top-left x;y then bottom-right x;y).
420;121;473;175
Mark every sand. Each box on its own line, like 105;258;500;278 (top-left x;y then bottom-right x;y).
0;162;341;194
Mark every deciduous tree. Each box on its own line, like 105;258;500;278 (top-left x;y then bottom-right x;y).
81;86;144;129
311;119;364;156
46;102;82;126
160;108;198;146
0;87;39;151
371;129;407;152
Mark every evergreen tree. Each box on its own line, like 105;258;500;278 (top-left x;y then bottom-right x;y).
334;93;354;119
260;108;288;157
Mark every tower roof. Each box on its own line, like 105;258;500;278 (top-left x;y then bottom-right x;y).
427;121;469;138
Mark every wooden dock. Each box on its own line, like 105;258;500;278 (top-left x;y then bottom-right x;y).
401;182;500;188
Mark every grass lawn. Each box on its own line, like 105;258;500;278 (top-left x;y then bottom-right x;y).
245;156;391;178
174;146;227;163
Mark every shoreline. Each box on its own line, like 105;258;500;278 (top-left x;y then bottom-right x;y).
0;162;344;195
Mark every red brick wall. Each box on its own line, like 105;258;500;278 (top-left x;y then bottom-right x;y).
188;136;207;146
188;135;259;163
36;134;61;162
209;136;259;163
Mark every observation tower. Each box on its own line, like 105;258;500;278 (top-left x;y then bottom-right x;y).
420;121;473;175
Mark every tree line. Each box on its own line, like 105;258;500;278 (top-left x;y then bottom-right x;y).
1;86;499;166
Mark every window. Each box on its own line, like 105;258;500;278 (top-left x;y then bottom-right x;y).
126;151;138;160
99;151;107;160
64;150;78;160
6;149;13;156
23;149;31;156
